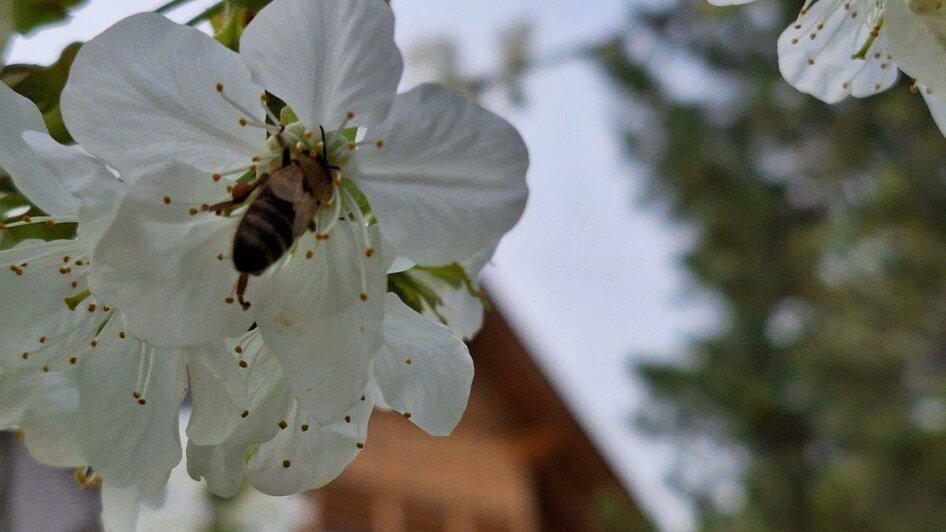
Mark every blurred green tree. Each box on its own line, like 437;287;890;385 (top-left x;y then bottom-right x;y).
598;2;946;530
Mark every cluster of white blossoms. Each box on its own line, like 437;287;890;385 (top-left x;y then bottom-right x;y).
0;0;528;528
711;0;946;135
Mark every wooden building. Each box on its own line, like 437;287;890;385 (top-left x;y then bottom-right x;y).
311;308;652;532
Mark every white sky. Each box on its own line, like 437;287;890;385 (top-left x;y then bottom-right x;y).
7;1;716;530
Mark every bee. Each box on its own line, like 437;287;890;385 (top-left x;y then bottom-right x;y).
212;128;339;309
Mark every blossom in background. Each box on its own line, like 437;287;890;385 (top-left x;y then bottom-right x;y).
886;0;946;133
706;0;946;137
61;0;528;426
709;0;898;103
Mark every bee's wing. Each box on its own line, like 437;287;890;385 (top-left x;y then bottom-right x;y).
267;165;305;202
270;165;320;238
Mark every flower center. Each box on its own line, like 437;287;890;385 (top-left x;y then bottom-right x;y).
208;84;384;307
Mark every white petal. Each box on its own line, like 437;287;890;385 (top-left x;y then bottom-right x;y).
185;342;248;446
101;483;142;532
240;0;402;129
0;83;79;217
887;0;946;102
0;239;99;370
255;223;386;424
388;256;416;274
0;369;36;427
22;131;124;245
89;162;257;347
350;84;529;265
919;85;946;137
61;13;264;177
777;2;898;103
137;460;212;532
246;394;373;496
187;331;292;497
708;0;755;4
886;2;946;136
19;369;86;467
374;294;473;436
77;315;187;492
0;366;86;467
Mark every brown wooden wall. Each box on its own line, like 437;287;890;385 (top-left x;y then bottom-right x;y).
307;309;651;532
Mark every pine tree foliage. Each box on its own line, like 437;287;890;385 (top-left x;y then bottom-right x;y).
600;2;946;530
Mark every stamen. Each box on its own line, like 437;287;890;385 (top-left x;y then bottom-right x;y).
134;345;155;405
134;344;146;397
210;156;281;181
341;187;374;258
242;120;284;135
342;213;369;301
216;83;276;133
324;111;357;156
316;187;344;239
0;216;75;230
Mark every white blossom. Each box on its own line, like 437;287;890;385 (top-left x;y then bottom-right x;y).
886;0;946;135
710;0;899;103
61;0;527;425
0;0;526;514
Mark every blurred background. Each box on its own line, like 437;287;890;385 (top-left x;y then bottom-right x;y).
4;0;946;530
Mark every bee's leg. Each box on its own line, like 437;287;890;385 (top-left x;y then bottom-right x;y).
307;220;317;232
236;273;251;310
208;174;271;213
282;146;292;167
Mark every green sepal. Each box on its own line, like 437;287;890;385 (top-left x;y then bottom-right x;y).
212;4;256;52
388;271;442;315
416;262;487;305
279;106;299;126
0;221;77;251
228;0;272;9
63;288;90;311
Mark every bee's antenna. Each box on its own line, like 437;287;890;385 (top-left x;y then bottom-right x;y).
320;126;329;163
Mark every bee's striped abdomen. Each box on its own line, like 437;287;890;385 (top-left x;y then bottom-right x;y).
233;187;296;275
